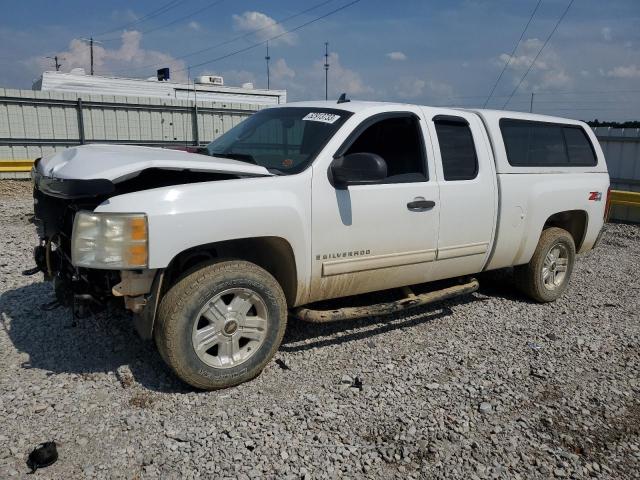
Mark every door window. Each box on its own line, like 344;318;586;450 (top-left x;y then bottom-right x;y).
434;118;479;181
343;115;427;183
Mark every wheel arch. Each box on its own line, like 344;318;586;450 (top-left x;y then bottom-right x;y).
162;236;299;307
134;236;299;341
541;210;588;251
512;209;589;267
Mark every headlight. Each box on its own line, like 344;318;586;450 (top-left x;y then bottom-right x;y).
72;212;148;269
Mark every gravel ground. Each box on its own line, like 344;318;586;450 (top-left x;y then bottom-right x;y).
1;179;639;479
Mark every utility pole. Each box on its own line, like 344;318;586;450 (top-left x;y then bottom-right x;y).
530;92;535;113
324;42;329;100
80;37;102;75
45;55;63;71
265;42;271;90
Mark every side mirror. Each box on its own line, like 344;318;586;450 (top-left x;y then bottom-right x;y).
330;152;387;188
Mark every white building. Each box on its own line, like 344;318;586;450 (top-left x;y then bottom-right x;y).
33;69;286;105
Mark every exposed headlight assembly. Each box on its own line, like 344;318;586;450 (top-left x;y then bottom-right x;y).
72;212;148;269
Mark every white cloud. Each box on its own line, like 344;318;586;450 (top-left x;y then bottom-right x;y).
495;38;572;91
606;64;640;79
188;21;201;31
33;30;189;82
386;51;407;61
396;78;425;98
394;76;454;100
314;52;373;96
218;69;257;87
271;58;295;81
497;38;548;70
232;11;295;46
601;27;612;42
275;52;373;100
220;60;293;90
540;69;570;89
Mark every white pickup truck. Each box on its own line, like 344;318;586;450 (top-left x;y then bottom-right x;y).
30;99;609;389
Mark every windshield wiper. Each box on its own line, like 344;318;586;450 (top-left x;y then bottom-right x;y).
210;152;257;165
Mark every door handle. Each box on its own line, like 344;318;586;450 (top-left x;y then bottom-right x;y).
407;199;436;211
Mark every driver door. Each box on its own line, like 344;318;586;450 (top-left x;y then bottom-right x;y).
309;108;440;303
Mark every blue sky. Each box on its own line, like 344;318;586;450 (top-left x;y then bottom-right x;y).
1;0;639;119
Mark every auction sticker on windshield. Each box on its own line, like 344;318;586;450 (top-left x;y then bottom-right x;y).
303;112;341;124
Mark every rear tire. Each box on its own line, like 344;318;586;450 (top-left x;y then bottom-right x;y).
514;227;575;303
155;260;287;390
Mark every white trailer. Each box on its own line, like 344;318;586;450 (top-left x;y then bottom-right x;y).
33;70;286;105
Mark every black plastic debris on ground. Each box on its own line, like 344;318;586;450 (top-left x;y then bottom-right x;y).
27;441;58;473
352;377;363;391
275;359;290;370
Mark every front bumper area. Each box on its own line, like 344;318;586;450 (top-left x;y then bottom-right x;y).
31;167;162;336
31;237;122;312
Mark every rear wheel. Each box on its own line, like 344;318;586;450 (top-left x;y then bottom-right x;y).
515;227;576;302
155;260;287;390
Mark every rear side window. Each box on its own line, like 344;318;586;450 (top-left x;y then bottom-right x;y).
434;119;478;181
563;127;597;165
500;119;597;167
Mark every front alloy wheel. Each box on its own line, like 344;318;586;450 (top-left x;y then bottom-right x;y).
155;260;287;390
192;288;268;369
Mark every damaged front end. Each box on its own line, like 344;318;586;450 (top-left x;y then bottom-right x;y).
28;143;273;336
31;164;119;314
29;161;163;334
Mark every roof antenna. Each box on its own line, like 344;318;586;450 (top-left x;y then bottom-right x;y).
337;93;350;104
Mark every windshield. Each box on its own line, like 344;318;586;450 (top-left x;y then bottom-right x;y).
206;107;352;174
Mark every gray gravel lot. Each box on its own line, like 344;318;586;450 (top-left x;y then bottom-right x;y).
1;179;639;479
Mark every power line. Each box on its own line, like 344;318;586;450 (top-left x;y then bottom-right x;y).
100;0;226;42
502;0;575;109
510;89;640;97
451;97;640;106
510;106;640;111
504;98;640;105
443;89;640;101
95;0;187;38
173;0;361;75
483;0;542;108
111;0;336;76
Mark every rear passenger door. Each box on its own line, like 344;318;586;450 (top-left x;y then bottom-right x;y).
424;109;498;280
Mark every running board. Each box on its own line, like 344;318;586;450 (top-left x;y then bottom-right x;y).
292;278;479;323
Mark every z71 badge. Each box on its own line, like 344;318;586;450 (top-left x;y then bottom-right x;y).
588;191;602;201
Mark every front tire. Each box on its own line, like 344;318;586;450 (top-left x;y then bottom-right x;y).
155;260;287;390
515;227;576;303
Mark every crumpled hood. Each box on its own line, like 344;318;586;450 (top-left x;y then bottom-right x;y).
37;144;272;181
